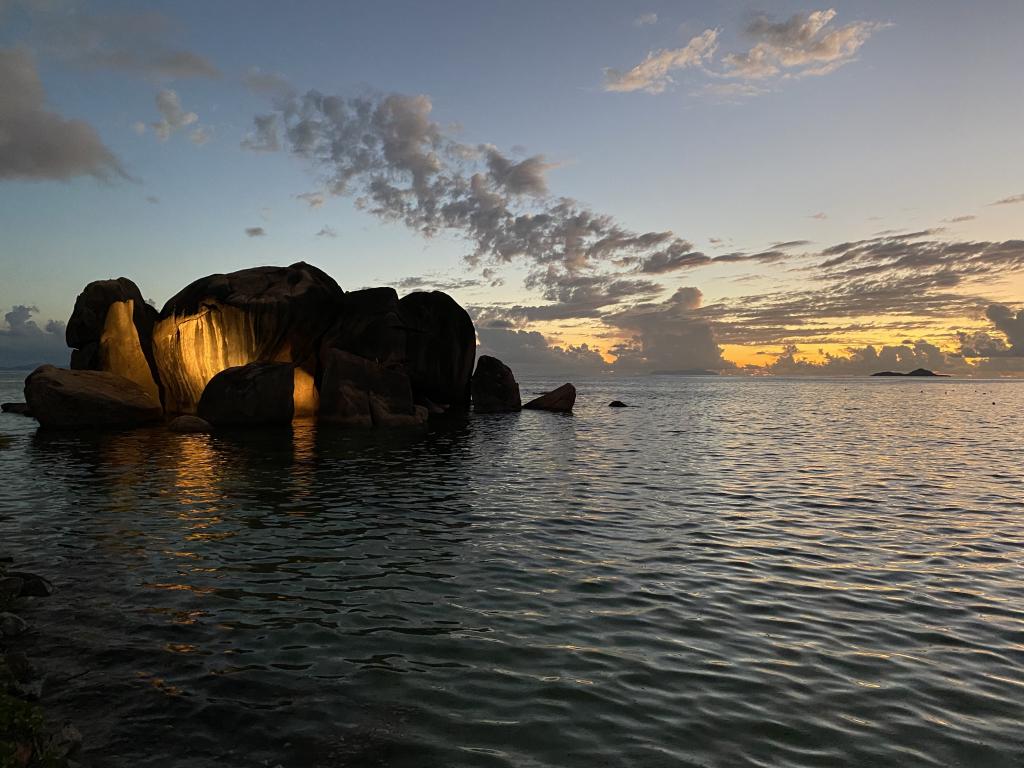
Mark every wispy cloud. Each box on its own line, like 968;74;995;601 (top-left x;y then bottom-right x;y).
603;29;719;93
991;193;1024;206
633;13;658;28
244;227;266;237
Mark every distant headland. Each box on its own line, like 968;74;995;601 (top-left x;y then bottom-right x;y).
651;369;719;376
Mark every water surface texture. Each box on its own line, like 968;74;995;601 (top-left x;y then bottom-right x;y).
2;373;1024;767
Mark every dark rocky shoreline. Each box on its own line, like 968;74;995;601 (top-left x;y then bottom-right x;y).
1;560;80;767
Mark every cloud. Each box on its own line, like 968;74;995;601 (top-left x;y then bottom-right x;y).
315;225;337;238
243;89;709;303
990;193;1024;206
13;2;219;79
149;88;198;141
296;191;325;208
0;305;68;367
959;304;1024;357
603;29;719;93
189;126;212;145
145;195;159;204
723;9;887;80
606;9;887;97
809;212;828;220
244;227;266;237
0;47;127;181
242;67;293;97
398;275;482;292
633;13;658;27
942;215;976;223
763;340;967;376
603;287;732;371
476;327;609;376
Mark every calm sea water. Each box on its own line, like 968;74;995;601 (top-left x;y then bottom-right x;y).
2;372;1023;767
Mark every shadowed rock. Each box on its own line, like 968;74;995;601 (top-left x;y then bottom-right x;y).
66;277;161;402
168;415;212;433
154;262;343;414
1;402;32;416
472;356;521;413
398;291;475;413
24;365;162;429
320;349;427;428
608;400;628;407
325;288;407;369
197;362;294;428
523;383;576;412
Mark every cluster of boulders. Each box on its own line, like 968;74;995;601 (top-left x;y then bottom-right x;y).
12;262;577;431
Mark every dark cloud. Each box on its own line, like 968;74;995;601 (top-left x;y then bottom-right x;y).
0;47;127;181
476;327;608;376
241;114;281;152
0;305;68;368
244;227;266;237
13;2;219;79
959;304;1024;357
397;275;481;292
990;193;1024;206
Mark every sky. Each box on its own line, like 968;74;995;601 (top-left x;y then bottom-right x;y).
1;0;1023;375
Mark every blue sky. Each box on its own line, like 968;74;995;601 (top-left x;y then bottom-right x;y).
1;1;1023;373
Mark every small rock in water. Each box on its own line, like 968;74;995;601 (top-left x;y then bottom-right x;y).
523;383;576;412
168;415;213;433
608;400;628;408
0;611;29;636
0;402;32;416
6;571;53;597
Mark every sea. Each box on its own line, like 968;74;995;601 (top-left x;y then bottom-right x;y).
2;372;1023;767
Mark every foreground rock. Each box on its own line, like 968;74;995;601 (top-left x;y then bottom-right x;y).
168;415;212;433
399;291;476;413
608;400;628;408
0;403;31;416
197;362;294;428
523;383;576;413
154;262;343;414
320;350;427;427
472;356;521;413
66;277;161;402
24;366;162;429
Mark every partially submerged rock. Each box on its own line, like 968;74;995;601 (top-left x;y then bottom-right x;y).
168;415;212;433
320;349;426;428
608;400;628;408
66;277;161;402
472;356;521;413
154;262;343;414
523;383;576;413
197;362;294;428
0;402;31;416
24;365;162;429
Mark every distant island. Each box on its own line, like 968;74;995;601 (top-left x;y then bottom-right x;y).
651;369;720;376
871;368;950;377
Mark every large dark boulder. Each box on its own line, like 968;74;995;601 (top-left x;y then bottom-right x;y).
66;278;161;402
320;349;426;428
24;365;162;429
154;262;343;414
324;288;407;369
523;383;576;413
398;291;475;413
472;356;521;413
197;362;295;428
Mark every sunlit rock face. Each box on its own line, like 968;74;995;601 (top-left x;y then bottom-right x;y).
153;262;343;414
398;291;476;412
67;278;161;402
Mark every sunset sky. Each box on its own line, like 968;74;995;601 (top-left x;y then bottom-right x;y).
1;0;1022;374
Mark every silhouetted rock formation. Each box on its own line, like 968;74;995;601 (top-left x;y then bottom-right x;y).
871;368;948;377
1;403;31;416
608;400;628;407
320;349;427;428
523;383;576;412
27;262;497;430
472;356;521;413
66;278;161;402
197;362;295;428
154;262;343;414
24;365;162;428
399;291;476;413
